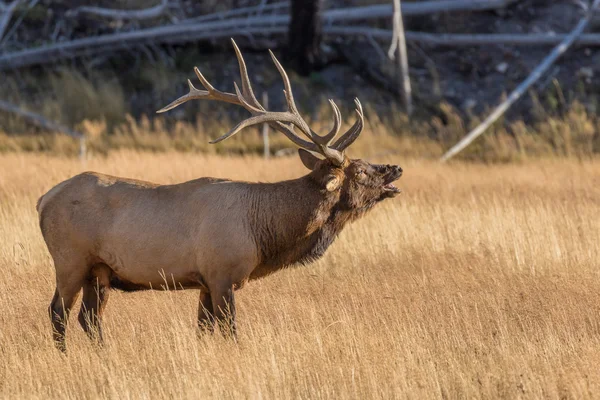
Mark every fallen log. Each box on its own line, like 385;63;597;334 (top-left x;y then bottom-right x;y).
0;100;83;138
325;27;600;46
5;24;600;72
0;15;290;69
186;2;288;23
66;0;169;20
0;99;87;158
324;0;519;22
440;0;600;162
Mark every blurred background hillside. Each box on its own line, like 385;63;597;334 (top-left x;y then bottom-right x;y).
1;0;600;161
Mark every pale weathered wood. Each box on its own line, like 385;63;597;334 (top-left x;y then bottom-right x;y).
0;99;86;159
262;92;270;159
0;100;83;138
323;0;519;22
0;0;22;41
388;0;412;115
440;0;600;162
187;2;288;23
67;0;169;20
325;26;600;46
4;25;600;72
0;21;287;69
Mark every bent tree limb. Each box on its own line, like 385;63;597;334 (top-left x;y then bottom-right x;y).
0;15;289;70
324;27;600;46
323;0;519;22
1;28;571;72
440;0;600;162
0;100;82;138
5;27;600;72
388;0;413;116
0;100;87;158
66;0;169;20
185;2;288;23
0;0;23;41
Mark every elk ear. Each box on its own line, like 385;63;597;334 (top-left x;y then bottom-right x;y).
298;148;322;170
325;175;341;192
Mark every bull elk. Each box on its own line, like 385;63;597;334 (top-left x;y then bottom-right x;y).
38;40;402;351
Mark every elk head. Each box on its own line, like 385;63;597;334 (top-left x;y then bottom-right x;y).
157;39;402;212
298;148;402;218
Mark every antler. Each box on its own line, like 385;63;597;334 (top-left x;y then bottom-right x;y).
157;39;364;165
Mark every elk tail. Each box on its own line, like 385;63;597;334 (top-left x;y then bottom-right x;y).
36;195;44;213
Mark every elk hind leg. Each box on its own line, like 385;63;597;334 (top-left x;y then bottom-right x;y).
78;263;111;343
197;290;215;333
49;279;83;352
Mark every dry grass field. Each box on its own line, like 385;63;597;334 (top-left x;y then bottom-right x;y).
1;151;599;399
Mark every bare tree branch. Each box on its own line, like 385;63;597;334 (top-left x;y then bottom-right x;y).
5;24;600;72
66;0;169;21
191;0;518;25
0;0;38;48
389;0;412;115
324;0;519;23
366;34;386;61
0;0;23;41
0;21;288;69
0;100;83;138
185;2;288;23
440;0;600;162
325;26;600;46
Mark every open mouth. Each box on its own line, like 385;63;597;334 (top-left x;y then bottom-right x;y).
383;182;401;193
383;182;401;194
382;168;402;196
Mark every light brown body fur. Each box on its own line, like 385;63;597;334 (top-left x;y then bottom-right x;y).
39;159;401;350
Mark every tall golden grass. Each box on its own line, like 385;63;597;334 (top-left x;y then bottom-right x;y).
1;151;599;399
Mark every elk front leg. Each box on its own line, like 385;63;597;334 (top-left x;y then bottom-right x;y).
197;290;215;333
211;285;237;339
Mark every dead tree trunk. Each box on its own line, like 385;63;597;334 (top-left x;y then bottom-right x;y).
286;0;323;76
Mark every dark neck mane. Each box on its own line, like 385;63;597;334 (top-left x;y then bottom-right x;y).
246;175;355;279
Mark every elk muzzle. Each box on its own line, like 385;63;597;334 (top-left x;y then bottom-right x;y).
380;165;403;198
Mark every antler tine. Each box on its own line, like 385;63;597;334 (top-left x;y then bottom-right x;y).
157;40;349;166
232;82;263;114
268;50;300;115
231;39;264;111
193;67;242;104
156;67;239;114
311;99;342;146
210;112;324;151
156;80;208;113
211;82;323;152
270;50;342;151
332;98;364;151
